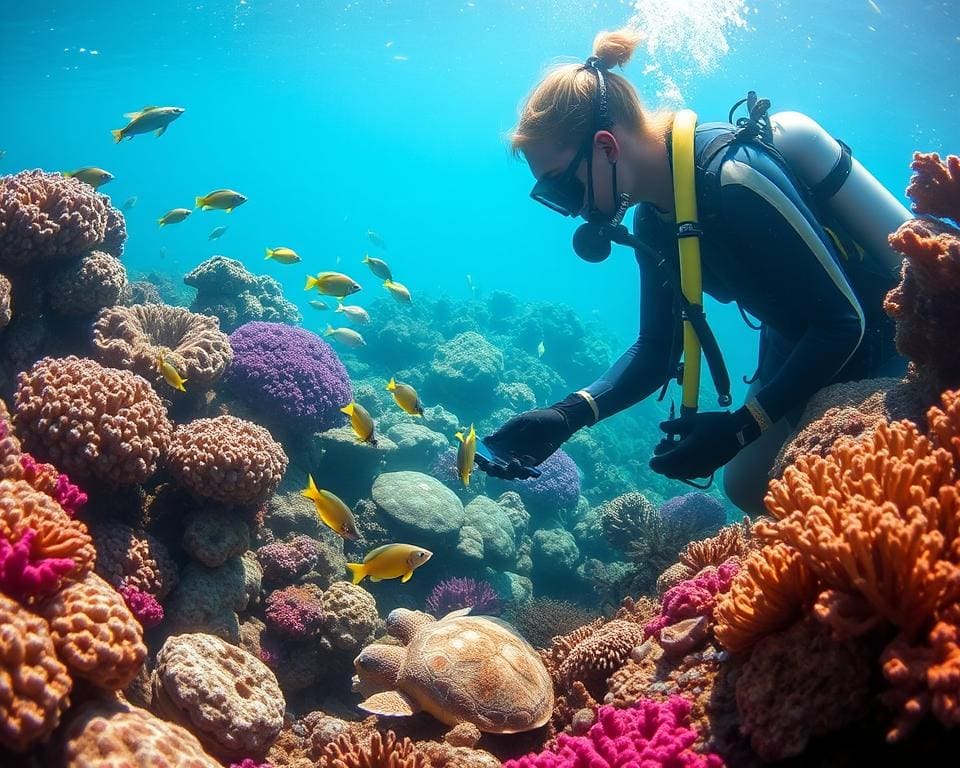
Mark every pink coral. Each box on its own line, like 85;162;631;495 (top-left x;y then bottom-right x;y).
229;761;273;768
119;583;164;629
256;536;321;583
264;584;325;638
17;453;87;517
0;528;75;601
646;559;740;638
503;699;724;768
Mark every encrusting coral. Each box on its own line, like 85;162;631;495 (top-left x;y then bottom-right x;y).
541;619;644;700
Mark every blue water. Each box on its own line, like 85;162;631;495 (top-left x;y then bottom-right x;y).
2;0;958;406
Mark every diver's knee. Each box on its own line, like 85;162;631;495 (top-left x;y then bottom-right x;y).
722;455;769;517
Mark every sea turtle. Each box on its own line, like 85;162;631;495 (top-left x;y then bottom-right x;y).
352;607;554;733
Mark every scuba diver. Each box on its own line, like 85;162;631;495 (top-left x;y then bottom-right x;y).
475;28;911;515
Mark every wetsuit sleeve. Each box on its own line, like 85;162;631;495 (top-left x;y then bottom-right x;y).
580;247;677;420
718;150;865;425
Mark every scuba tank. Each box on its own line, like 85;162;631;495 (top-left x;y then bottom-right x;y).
767;110;910;273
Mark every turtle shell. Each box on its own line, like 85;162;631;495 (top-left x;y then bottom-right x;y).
397;614;553;733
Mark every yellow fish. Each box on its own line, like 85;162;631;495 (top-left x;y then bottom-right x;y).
325;325;366;349
301;474;360;540
386;377;423;416
346;543;433;585
340;401;376;444
537;340;545;358
63;167;113;189
195;189;247;212
156;354;187;392
383;279;412;303
304;271;362;297
454;424;477;487
362;254;393;281
309;300;330;311
112;106;184;142
158;208;191;227
335;300;370;325
265;247;301;264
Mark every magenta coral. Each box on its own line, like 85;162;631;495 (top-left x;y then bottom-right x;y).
503;698;724;768
425;576;502;617
229;760;273;768
646;559;740;638
119;583;164;629
0;528;75;601
256;536;321;584
18;454;87;517
264;585;325;638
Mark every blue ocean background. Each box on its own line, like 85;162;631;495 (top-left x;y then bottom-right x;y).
2;0;958;429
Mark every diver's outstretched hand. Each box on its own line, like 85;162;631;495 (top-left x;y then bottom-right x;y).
476;407;569;480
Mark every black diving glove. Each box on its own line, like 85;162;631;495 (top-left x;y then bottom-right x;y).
649;407;762;480
476;392;596;480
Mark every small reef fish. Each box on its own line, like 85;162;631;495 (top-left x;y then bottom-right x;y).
305;272;361;297
309;300;330;311
121;195;138;211
156;354;187;392
383;279;411;303
63;167;114;189
537;340;545;358
386;377;423;416
208;225;228;240
867;0;881;14
362;254;393;281
366;229;388;249
157;208;192;227
112;106;184;142
340;401;377;444
195;189;247;212
455;424;477;487
301;474;360;540
346;543;433;585
335;300;370;325
325;325;366;348
265;247;301;264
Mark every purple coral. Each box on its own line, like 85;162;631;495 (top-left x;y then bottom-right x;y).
507;448;580;516
646;558;740;637
119;583;164;629
425;576;502;617
225;321;352;432
256;536;322;584
504;698;724;768
264;585;325;638
0;528;75;600
659;492;727;535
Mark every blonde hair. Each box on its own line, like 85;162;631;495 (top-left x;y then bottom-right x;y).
510;29;648;157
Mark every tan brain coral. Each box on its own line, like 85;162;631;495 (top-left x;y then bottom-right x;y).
49;250;128;317
151;632;285;759
167;415;288;505
92;303;233;388
13;355;172;485
36;571;147;690
0;593;73;753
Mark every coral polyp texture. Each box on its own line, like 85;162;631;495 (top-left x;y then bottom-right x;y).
13;355;172;485
92;302;233;388
48;249;128;317
166;415;288;505
225;321;353;432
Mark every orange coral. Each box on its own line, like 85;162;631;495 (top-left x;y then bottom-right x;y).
0;592;73;753
36;571;147;689
318;730;427;768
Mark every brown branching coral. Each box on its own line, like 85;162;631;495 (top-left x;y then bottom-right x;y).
92;303;233;388
541;619;644;699
318;730;428;768
679;517;755;575
905;151;960;222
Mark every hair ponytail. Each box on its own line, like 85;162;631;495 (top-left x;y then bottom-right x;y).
592;28;644;70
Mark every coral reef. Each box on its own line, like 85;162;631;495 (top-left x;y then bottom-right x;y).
371;471;465;543
90;522;178;600
542;619;643;700
502;599;601;650
226;321;352;433
48;249;128;317
13;355;172;485
425;576;502;617
645;559;740;639
257;535;323;583
92;302;233;389
425;331;503;410
265;584;326;638
317;730;427;768
167;415;288;505
493;449;581;520
184;255;301;331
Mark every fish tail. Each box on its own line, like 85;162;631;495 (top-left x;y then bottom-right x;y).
386;377;396;391
362;254;370;263
194;196;205;208
301;473;321;502
346;562;366;585
157;218;165;227
383;279;393;287
177;379;187;393
305;275;319;291
111;129;123;143
265;248;273;260
324;324;335;336
340;403;355;416
454;431;464;443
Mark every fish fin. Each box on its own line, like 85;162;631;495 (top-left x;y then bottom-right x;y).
225;208;233;213
324;325;335;336
401;570;413;583
301;473;320;501
176;381;187;393
368;575;383;583
335;304;344;313
122;111;142;120
362;254;370;263
111;129;124;143
157;219;165;227
345;562;366;585
155;125;167;137
358;691;418;718
194;196;205;208
340;403;355;416
305;275;319;291
383;279;393;287
454;432;464;443
386;377;396;391
62;170;76;178
265;248;273;259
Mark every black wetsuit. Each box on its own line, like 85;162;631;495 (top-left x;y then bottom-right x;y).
582;122;903;426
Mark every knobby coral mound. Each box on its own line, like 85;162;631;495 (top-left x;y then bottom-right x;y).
166;415;288;505
48;249;128;317
542;619;644;700
13;355;172;485
92;302;233;388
